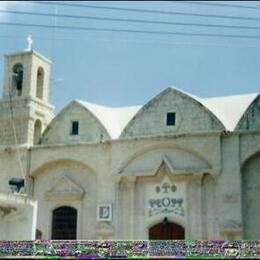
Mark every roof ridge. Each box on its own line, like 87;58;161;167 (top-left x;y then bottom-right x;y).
76;99;141;110
202;92;258;100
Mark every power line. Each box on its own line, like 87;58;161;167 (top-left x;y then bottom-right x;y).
1;34;260;48
170;1;260;10
31;1;260;22
1;21;260;39
2;9;260;31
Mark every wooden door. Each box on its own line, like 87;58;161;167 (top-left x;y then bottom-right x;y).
149;219;184;240
52;206;77;240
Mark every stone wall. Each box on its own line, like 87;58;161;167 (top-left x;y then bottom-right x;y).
237;95;260;131
41;101;110;145
121;88;224;138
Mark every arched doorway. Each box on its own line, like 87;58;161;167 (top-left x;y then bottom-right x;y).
242;153;260;239
52;206;77;240
149;218;185;240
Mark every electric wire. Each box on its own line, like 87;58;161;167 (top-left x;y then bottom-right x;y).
1;9;260;31
2;34;260;48
1;22;260;39
30;1;260;22
170;1;260;10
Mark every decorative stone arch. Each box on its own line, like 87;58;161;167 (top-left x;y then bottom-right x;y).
33;119;42;145
242;150;260;168
36;66;44;100
147;216;186;240
30;158;97;178
41;100;111;143
241;151;260;239
118;144;212;176
235;94;260;131
32;159;97;240
12;63;24;97
147;214;186;231
120;87;225;138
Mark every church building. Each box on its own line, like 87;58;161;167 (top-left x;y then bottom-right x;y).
0;49;259;240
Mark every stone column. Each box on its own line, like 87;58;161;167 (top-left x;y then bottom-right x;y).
125;176;136;239
113;175;121;239
25;176;34;197
187;173;203;240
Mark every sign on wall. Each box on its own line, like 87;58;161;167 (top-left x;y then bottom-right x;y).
147;180;185;218
97;204;112;222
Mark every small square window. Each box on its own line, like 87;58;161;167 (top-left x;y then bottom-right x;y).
167;112;176;126
71;121;79;135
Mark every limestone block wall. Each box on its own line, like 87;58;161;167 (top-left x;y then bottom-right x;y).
111;134;222;176
33;160;97;239
30;52;51;103
30;142;114;240
242;152;260;239
41;102;110;145
237;95;260;131
121;88;224;138
3;52;33;100
0;148;28;194
201;174;217;240
0;127;258;240
216;134;242;240
3;51;51;102
0;194;37;240
27;100;54;145
0;99;30;145
240;133;260;165
0;98;53;146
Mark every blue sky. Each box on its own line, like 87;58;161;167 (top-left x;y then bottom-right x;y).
0;1;260;112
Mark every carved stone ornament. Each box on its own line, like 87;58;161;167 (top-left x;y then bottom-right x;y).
45;175;85;200
97;204;112;222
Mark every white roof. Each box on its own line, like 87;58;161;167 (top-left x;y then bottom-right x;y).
169;87;258;130
72;88;258;139
77;100;141;139
199;93;258;131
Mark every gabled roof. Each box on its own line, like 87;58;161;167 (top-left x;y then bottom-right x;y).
200;93;258;131
49;87;258;140
169;87;258;131
76;100;141;139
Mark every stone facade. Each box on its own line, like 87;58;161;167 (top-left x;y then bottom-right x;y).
0;50;259;240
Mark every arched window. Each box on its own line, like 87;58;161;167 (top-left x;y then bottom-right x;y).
33;120;42;145
52;206;77;240
12;63;23;96
36;67;44;99
149;218;185;240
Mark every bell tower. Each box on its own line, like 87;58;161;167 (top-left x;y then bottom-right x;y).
0;50;54;146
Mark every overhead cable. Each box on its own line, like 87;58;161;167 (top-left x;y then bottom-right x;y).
1;22;260;39
170;1;260;10
30;1;260;22
1;9;260;31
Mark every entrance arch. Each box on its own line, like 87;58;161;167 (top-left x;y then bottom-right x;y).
242;152;260;239
52;206;77;240
149;217;185;240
